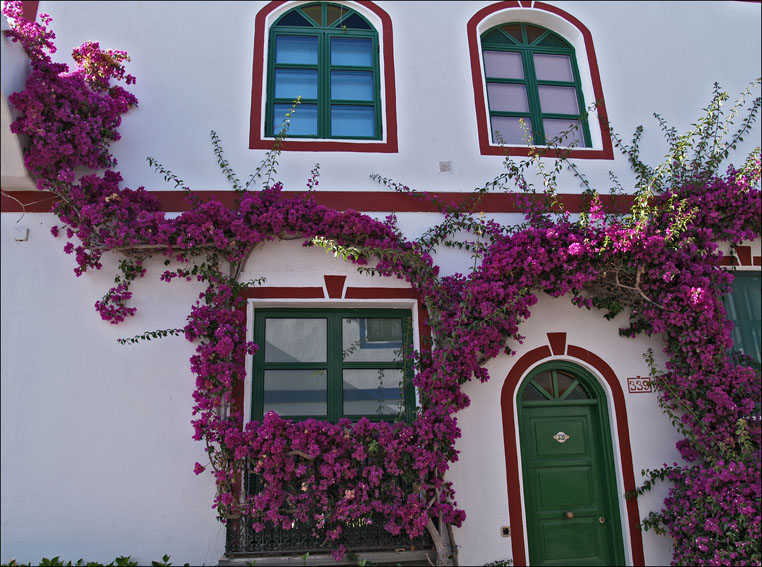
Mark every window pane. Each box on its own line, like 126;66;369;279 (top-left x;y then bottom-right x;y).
331;37;372;66
482;29;512;46
331;71;374;101
273;103;318;136
264;369;327;416
502;24;523;43
533;54;573;81
326;4;343;27
537;34;569;49
276;11;314;27
566;382;590;400
533;371;554;397
522;383;547;401
491;116;532;144
343;369;404;415
726;273;762;362
331;105;375;137
274;69;318;99
525;25;545;44
556;371;576;397
301;4;322;26
487;83;530;113
484;51;524;79
543;118;584;146
342;317;403;362
340;13;371;30
275;35;318;65
538;85;579;115
265;317;326;362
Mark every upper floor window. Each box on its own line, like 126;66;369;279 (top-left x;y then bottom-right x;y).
467;3;613;158
481;23;591;148
266;2;381;140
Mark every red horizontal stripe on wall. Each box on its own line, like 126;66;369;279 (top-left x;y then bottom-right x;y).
1;190;635;214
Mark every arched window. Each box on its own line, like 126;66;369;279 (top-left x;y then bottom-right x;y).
265;2;381;140
467;2;613;159
481;23;591;148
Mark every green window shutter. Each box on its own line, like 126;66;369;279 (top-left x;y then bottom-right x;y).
480;23;592;148
266;3;382;140
725;271;762;363
253;308;415;423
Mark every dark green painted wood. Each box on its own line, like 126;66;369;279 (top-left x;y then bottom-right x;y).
252;308;415;423
518;362;625;566
481;22;592;147
724;271;762;363
266;2;381;140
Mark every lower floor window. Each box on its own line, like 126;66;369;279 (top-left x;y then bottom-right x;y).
252;308;415;422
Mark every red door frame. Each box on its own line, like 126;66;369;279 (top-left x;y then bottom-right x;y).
500;332;645;566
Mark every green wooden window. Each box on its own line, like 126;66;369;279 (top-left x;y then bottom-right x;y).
252;308;415;422
725;271;761;363
266;3;381;139
481;23;591;147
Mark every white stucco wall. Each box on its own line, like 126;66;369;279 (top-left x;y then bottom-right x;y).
0;214;224;565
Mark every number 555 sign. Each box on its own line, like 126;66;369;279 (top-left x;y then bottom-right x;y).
627;376;653;394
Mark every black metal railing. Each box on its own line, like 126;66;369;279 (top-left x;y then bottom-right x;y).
224;459;433;556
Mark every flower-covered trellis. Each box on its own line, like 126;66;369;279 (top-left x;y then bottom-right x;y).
3;2;760;565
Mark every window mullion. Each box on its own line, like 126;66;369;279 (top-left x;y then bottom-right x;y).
253;313;266;421
569;50;593;147
523;48;545;145
266;33;277;137
373;33;381;139
320;30;329;138
329;312;342;422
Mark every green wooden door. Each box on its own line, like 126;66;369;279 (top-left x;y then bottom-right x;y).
518;364;625;566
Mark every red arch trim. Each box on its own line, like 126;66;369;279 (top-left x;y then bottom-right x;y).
249;1;398;153
467;1;614;159
500;339;645;566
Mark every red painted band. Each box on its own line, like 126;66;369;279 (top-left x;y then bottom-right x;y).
0;189;635;214
735;245;751;266
500;345;552;566
22;0;38;21
546;331;566;355
324;275;347;299
243;287;325;299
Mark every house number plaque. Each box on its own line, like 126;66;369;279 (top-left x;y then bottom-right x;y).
627;376;653;393
553;432;570;443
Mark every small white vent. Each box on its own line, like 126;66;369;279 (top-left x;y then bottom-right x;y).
14;226;29;241
439;161;453;173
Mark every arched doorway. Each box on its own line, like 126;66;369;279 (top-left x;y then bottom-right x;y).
517;361;626;565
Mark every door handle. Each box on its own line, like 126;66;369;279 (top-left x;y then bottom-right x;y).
565;511;574;519
599;516;605;524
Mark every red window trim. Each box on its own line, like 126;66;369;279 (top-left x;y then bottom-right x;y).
468;1;614;159
233;280;431;421
249;1;399;153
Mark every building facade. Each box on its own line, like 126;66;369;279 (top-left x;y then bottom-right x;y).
2;2;760;565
